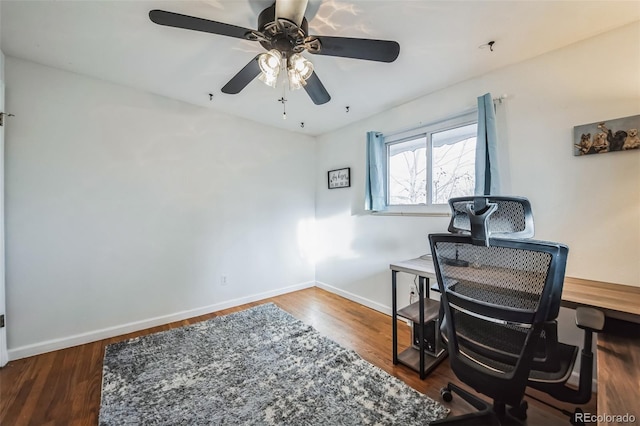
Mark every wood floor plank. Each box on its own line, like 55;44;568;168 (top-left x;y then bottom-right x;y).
0;287;596;425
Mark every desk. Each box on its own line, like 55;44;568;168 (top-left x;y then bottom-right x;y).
561;276;640;324
563;278;640;426
389;256;446;379
392;257;640;424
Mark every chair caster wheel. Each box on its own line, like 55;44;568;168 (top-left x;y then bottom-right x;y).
440;387;453;402
571;408;585;426
508;400;528;420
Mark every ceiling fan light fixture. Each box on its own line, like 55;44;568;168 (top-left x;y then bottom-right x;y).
289;53;313;80
286;53;313;90
259;71;279;88
259;49;282;75
287;68;306;90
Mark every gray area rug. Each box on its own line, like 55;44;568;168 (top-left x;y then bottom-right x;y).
99;303;449;425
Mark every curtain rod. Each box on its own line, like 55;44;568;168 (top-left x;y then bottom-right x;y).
493;94;508;104
383;106;477;138
382;94;508;138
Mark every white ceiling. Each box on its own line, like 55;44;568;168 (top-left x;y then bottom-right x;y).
2;1;639;136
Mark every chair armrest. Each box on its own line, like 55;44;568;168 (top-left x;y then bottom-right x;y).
575;307;605;332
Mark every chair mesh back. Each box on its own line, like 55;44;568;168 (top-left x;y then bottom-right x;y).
434;240;553;373
437;242;551;311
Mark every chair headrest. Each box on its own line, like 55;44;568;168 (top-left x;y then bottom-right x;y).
448;196;534;246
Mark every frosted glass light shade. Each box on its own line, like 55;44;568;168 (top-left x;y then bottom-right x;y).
289;53;313;80
258;49;282;88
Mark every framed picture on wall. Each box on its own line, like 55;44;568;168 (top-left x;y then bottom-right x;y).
574;114;640;156
328;167;350;189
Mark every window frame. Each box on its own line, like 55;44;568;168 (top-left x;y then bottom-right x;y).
381;111;478;215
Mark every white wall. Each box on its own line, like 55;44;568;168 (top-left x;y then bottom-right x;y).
316;21;640;305
5;57;316;358
0;1;8;365
315;22;640;371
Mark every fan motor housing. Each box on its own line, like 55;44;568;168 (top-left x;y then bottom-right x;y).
257;4;308;54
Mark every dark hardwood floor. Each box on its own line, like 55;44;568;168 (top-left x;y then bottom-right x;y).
0;287;595;425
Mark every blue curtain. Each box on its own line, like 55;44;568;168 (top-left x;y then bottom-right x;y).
365;131;386;211
475;93;501;195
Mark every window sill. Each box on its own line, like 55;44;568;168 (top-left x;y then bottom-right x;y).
370;205;450;217
371;211;450;217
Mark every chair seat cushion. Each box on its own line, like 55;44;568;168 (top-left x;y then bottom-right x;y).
442;330;578;385
528;342;578;384
444;315;575;374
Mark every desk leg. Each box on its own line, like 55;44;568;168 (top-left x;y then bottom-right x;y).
392;270;398;365
425;277;430;299
419;276;425;379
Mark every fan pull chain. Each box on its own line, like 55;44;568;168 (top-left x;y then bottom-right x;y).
279;75;289;119
278;96;287;120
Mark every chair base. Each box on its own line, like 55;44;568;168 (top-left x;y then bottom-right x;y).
429;383;527;426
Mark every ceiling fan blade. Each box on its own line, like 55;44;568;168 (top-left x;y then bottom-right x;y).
308;36;400;62
275;0;308;27
149;10;253;40
221;56;262;94
304;72;331;105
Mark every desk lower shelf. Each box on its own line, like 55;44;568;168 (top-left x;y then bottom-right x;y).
395;298;447;377
390;267;447;379
398;346;447;376
397;298;440;323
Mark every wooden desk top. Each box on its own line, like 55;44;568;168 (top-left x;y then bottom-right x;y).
390;256;436;278
596;319;640;426
562;277;640;324
564;278;640;425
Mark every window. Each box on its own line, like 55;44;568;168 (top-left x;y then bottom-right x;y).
384;113;477;208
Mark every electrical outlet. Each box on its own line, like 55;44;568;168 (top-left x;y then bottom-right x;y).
220;274;228;286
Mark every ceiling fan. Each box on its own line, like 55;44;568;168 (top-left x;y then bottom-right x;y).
149;0;400;105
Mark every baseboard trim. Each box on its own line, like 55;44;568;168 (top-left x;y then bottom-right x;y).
315;281;391;316
8;281;315;361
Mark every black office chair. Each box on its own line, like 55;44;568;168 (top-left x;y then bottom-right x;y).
428;196;603;425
